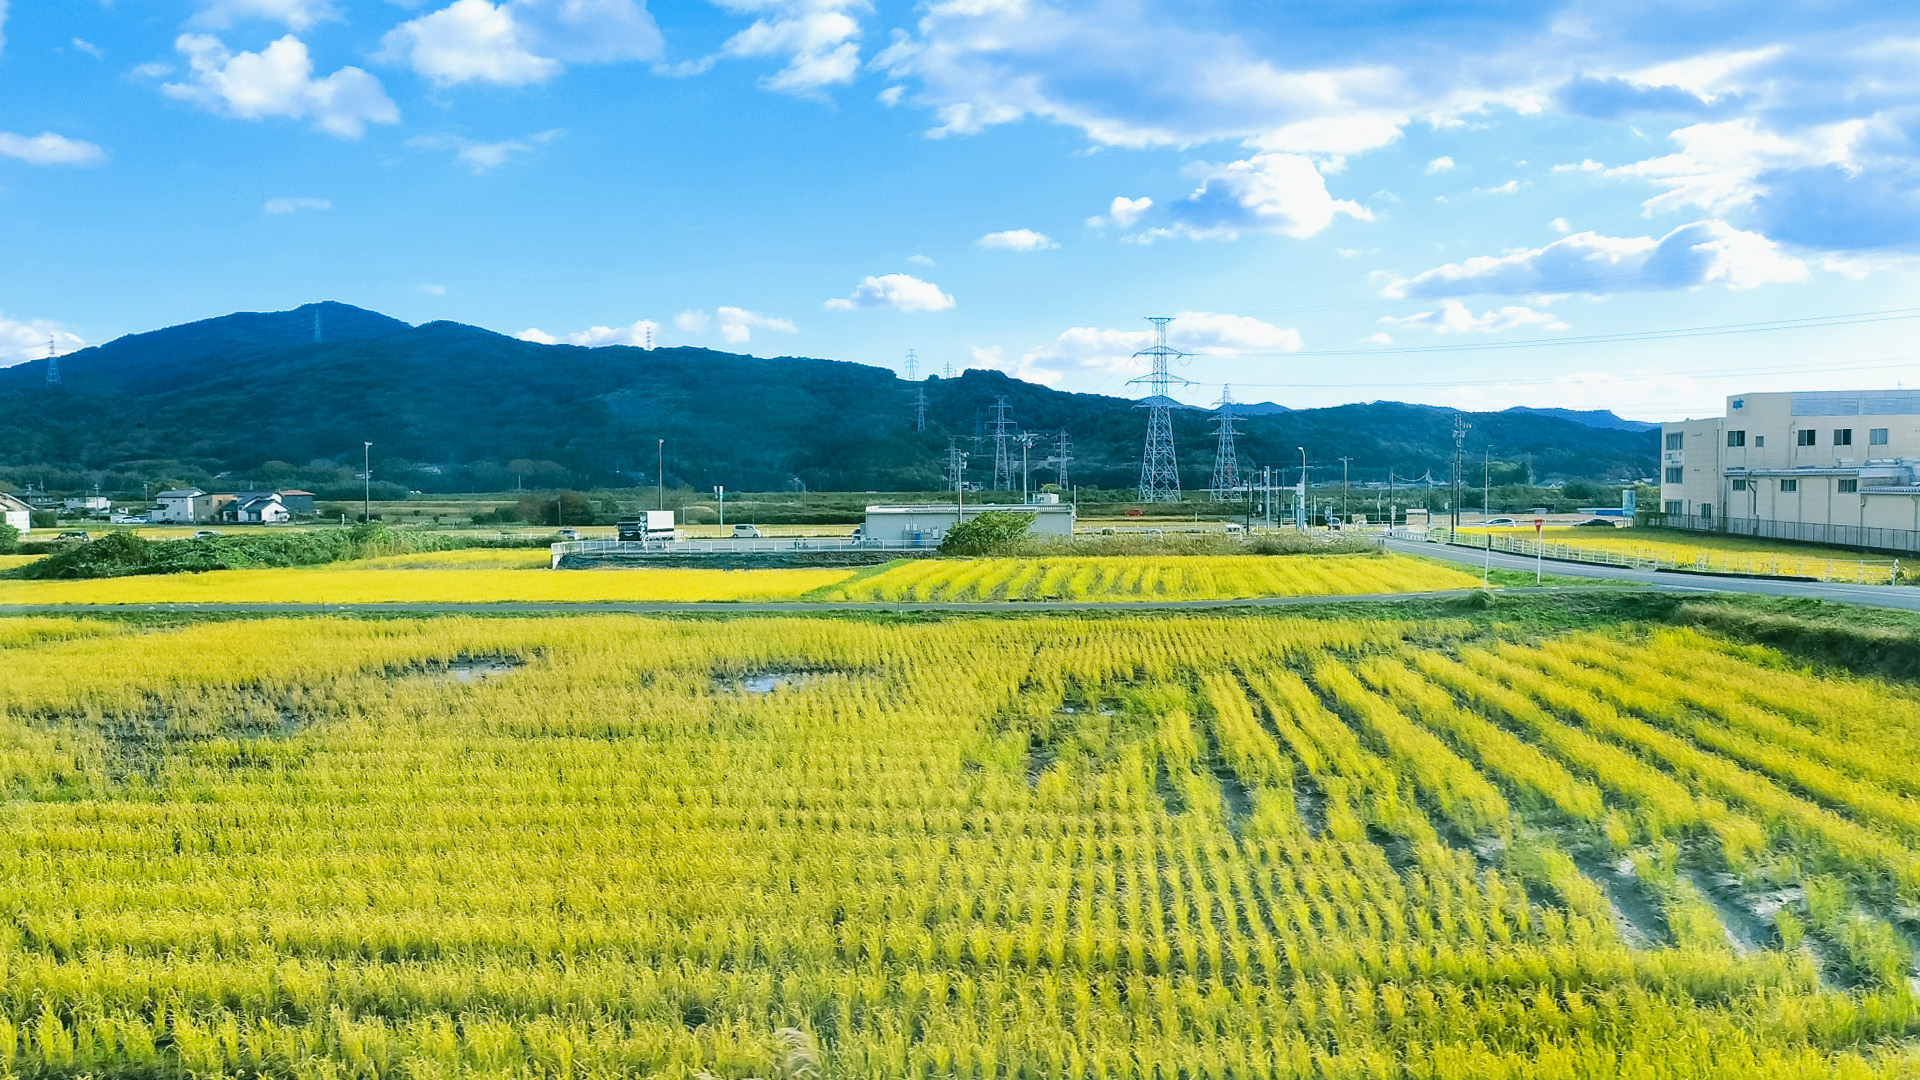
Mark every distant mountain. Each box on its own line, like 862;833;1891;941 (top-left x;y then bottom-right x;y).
0;303;1658;493
1230;401;1292;416
1503;406;1660;432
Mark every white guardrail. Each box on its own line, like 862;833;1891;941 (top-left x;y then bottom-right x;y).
549;536;940;568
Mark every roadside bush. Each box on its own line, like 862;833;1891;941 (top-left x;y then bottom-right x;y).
0;522;16;551
940;511;1036;556
2;523;551;580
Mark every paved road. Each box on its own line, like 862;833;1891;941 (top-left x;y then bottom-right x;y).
1387;537;1920;611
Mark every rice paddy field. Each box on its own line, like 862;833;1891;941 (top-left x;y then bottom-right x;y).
3;609;1920;1078
1459;526;1902;584
0;554;1478;605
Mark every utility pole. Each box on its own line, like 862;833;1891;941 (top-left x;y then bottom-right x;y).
989;396;1016;491
1451;413;1469;532
1484;448;1492;522
714;485;724;529
1016;431;1038;503
1263;466;1273;529
1296;447;1307;531
657;439;665;511
1338;456;1353;525
362;441;372;524
946;438;969;514
1209;385;1243;503
1131;316;1189;503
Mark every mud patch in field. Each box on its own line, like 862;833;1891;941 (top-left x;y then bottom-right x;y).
1574;852;1670;949
1292;775;1330;838
398;655;529;684
1687;869;1773;954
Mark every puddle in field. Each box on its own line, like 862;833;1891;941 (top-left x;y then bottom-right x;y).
1573;852;1670;949
718;669;847;694
398;655;528;684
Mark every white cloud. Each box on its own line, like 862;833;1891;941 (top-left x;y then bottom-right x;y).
905;253;934;266
1381;300;1568;334
1608;117;1867;217
1014;311;1301;380
669;307;799;345
1385;220;1807;298
132;62;175;79
0;2;9;59
1426;155;1454;173
409;129;562;172
714;0;868;95
966;342;1064;386
1549;217;1571;233
1088;195;1152;228
419;284;448;296
1551;159;1603;173
1157;153;1371;240
190;0;340;32
516;319;660;347
0;311;84;370
977;228;1057;251
825;273;954;313
0;132;104;166
382;0;661;87
263;196;330;213
1475;179;1525;195
164;34;399;139
72;38;103;59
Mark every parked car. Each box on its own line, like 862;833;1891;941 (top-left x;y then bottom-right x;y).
732;524;763;538
55;531;91;542
1573;517;1617;527
1483;517;1516;526
555;528;580;540
193;529;222;538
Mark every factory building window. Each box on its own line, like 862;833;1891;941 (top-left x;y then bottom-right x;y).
1755;435;1765;447
1839;479;1858;493
1780;478;1798;492
1727;430;1745;447
1665;432;1684;451
1797;429;1817;446
1872;428;1890;445
1732;479;1747;491
1834;428;1853;446
1665;467;1684;484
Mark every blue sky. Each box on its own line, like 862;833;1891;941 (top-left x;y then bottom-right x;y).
1;0;1918;419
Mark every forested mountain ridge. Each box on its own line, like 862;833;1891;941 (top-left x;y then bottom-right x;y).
0;303;1659;493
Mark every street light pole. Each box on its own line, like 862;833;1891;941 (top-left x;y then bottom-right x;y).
657;439;665;512
362;441;371;524
1296;447;1307;532
714;486;724;530
1338;455;1352;526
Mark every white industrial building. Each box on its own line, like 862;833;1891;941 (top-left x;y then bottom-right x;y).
1660;390;1920;551
860;501;1076;545
0;492;31;532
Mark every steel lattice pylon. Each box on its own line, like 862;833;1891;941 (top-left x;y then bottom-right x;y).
989;396;1016;491
1210;385;1242;501
1128;317;1189;502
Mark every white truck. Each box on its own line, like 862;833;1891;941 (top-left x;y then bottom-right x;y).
616;510;676;543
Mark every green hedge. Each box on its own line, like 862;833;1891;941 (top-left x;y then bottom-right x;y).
3;525;552;580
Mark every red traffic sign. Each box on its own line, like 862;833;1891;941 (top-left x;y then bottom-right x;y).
1533;517;1545;534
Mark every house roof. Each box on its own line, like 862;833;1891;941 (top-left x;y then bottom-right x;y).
156;488;205;498
0;492;31;512
277;490;315;496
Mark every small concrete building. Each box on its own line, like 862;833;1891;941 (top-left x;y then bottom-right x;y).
153;489;210;524
860;503;1076;545
0;492;31;532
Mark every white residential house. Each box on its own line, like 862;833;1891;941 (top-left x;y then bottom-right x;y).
0;492;31;532
233;493;291;524
63;495;112;515
153;488;210;524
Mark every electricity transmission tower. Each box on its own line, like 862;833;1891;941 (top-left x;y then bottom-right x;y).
989;396;1016;491
44;338;60;387
1054;430;1073;490
1209;385;1243;502
1129;317;1189;502
904;348;918;380
914;389;927;432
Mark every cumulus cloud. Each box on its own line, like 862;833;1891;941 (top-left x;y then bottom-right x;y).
516;319;660;347
1157;153;1371;240
1380;300;1568;335
263;196;330;213
669;307;799;344
1607;117;1868;218
1426;156;1454;173
72;38;103;59
977;228;1057;251
382;0;661;87
164;34;398;139
0;131;104;166
1087;195;1152;229
825;273;954;313
1385;220;1807;298
409;129;562;172
709;0;868;95
190;0;340;31
0;311;84;370
905;253;935;266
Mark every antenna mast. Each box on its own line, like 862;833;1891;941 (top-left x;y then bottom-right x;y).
1128;316;1189;503
1210;385;1242;502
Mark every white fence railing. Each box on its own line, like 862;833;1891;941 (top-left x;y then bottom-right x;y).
1429;528;1901;585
